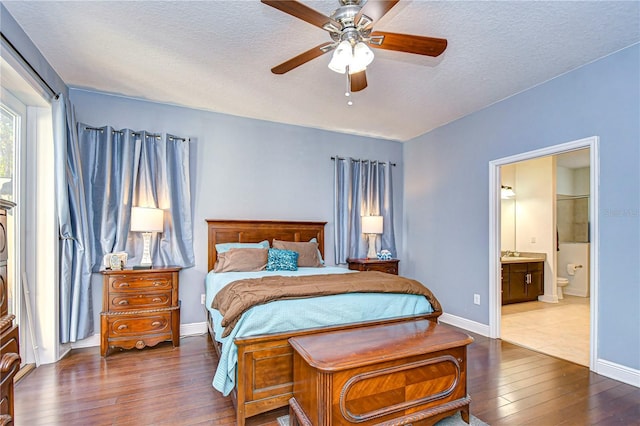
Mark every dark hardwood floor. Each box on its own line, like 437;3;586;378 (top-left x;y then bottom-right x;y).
13;330;639;425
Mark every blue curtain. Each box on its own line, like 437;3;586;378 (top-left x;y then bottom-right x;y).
333;157;396;264
77;124;194;271
54;95;94;343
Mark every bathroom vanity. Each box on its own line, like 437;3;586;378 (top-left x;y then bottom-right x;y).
501;257;544;305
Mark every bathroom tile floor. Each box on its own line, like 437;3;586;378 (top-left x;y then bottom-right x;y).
501;295;590;366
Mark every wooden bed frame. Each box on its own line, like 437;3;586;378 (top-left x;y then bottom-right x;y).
205;219;442;425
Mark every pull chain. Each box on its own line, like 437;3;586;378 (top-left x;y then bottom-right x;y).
345;66;353;106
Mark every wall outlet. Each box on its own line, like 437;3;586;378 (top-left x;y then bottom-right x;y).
531;236;536;243
201;294;205;305
473;294;480;305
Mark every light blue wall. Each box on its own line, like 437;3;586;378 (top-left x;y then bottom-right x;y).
403;44;640;370
70;89;404;326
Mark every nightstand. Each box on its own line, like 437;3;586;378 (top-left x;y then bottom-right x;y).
100;266;181;357
347;258;399;275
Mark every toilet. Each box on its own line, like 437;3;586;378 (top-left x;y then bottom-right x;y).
557;277;569;300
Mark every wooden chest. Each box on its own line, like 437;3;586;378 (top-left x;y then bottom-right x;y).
289;320;473;426
100;267;181;357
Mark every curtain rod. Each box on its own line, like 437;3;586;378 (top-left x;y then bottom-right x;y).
1;32;57;98
83;126;189;141
331;156;396;167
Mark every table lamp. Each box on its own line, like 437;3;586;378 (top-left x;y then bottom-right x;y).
130;206;164;269
362;215;383;259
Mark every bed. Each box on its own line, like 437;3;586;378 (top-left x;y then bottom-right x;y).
204;219;442;425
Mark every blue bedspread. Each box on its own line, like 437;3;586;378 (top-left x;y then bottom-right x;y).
205;267;435;395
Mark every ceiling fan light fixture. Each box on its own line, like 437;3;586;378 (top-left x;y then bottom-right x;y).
262;0;449;96
349;41;374;73
328;40;353;73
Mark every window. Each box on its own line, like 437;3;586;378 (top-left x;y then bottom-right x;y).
0;97;23;327
0;104;17;203
1;53;54;365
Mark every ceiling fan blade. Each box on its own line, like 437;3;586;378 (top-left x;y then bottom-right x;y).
355;0;399;26
261;0;339;31
370;31;447;57
271;42;335;74
350;70;368;92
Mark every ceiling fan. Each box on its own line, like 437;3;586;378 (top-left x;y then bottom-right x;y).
262;0;448;95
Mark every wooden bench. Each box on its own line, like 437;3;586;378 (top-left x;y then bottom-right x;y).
289;320;473;426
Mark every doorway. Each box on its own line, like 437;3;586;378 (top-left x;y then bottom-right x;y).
488;136;599;371
500;148;590;366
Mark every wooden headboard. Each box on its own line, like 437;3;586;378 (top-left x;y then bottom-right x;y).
206;220;327;272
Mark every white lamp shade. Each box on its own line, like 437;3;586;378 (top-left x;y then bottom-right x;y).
130;207;164;233
362;215;383;234
501;185;516;199
328;40;353;74
350;42;374;74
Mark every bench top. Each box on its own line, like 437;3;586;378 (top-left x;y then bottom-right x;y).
289;320;473;372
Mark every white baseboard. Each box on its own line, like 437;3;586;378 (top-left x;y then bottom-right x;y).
68;321;209;350
596;358;640;388
564;289;589;298
180;322;208;336
438;312;490;337
70;333;100;349
538;294;559;303
58;343;72;362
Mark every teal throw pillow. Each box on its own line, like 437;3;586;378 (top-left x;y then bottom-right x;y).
266;249;299;271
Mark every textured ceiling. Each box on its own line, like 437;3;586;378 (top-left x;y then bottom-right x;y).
3;1;639;141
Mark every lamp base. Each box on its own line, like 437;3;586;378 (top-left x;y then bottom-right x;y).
138;232;154;269
366;234;378;259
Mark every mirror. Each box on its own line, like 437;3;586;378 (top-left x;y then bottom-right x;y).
500;163;517;252
501;197;516;252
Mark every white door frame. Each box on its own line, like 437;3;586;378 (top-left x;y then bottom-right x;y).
488;136;599;371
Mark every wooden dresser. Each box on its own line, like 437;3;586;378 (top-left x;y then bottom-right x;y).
347;258;399;275
100;267;181;357
289;320;473;426
0;200;19;424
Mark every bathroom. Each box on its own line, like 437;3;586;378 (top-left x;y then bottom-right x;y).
500;148;591;366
